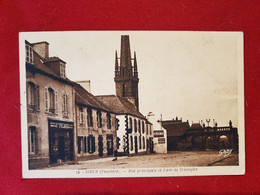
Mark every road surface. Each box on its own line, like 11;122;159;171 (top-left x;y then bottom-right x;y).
41;151;239;170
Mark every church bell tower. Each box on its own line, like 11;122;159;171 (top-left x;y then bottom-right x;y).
114;35;139;109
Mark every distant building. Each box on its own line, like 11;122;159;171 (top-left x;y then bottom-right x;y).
25;40;76;169
96;95;149;155
161;117;190;151
97;35;153;155
147;114;167;153
162;118;238;151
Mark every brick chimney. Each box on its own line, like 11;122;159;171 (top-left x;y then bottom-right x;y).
32;41;49;59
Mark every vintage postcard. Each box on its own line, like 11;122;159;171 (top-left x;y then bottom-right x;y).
20;31;244;178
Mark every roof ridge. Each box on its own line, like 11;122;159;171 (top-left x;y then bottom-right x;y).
75;84;113;112
96;94;116;97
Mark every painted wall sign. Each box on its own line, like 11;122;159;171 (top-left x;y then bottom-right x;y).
158;138;165;144
49;121;73;129
154;130;164;138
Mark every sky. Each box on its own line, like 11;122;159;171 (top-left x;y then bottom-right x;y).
21;31;243;127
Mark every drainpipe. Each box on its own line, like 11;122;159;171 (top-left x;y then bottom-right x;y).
73;89;78;163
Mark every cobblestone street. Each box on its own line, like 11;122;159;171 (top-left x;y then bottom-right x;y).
42;151;239;170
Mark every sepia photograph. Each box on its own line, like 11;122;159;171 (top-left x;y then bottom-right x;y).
19;31;244;178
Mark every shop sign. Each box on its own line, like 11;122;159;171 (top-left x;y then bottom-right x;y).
49;121;73;129
154;130;164;137
158;138;165;144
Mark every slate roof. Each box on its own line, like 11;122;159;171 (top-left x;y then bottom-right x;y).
74;84;113;113
96;95;145;119
161;120;190;136
44;57;66;64
189;123;203;129
26;40;112;113
26;49;73;85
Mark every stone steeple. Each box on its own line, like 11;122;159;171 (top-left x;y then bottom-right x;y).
114;35;139;109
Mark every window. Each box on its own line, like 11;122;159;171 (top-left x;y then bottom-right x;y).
88;135;95;153
44;87;57;114
134;119;137;133
116;118;119;130
87;107;93;126
142;121;145;134
143;136;145;149
146;124;148;134
62;93;69;117
78;136;87;154
28;126;36;154
129;117;132;130
25;44;33;64
27;82;39;111
107;135;113;155
84;137;87;153
138;120;141;133
116;137;120;149
60;62;66;78
107;113;111;129
130;136;133;151
139;136;141;149
97;110;102;127
78;136;83;154
79;107;83;125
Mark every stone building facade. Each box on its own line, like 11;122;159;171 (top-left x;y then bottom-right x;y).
97;95;151;155
74;84;117;160
25;40;117;169
25;41;76;169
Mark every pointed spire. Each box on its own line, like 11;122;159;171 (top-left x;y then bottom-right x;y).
120;35;132;68
115;50;119;76
134;51;138;77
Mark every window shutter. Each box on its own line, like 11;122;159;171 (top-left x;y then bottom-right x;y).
111;136;114;152
87;136;90;153
84;137;87;153
62;94;65;113
92;137;95;152
35;85;40;111
55;90;58;114
44;87;48;112
100;113;102;127
66;94;69;115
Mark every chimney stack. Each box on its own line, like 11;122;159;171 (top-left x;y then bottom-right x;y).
76;80;91;93
32;41;49;59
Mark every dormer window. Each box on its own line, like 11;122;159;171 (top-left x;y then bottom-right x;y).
60;62;66;78
25;44;33;64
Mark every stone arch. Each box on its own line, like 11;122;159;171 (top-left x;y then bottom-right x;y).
219;134;229;149
206;136;215;150
191;136;204;150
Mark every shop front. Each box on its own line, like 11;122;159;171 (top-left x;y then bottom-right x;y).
48;120;74;164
